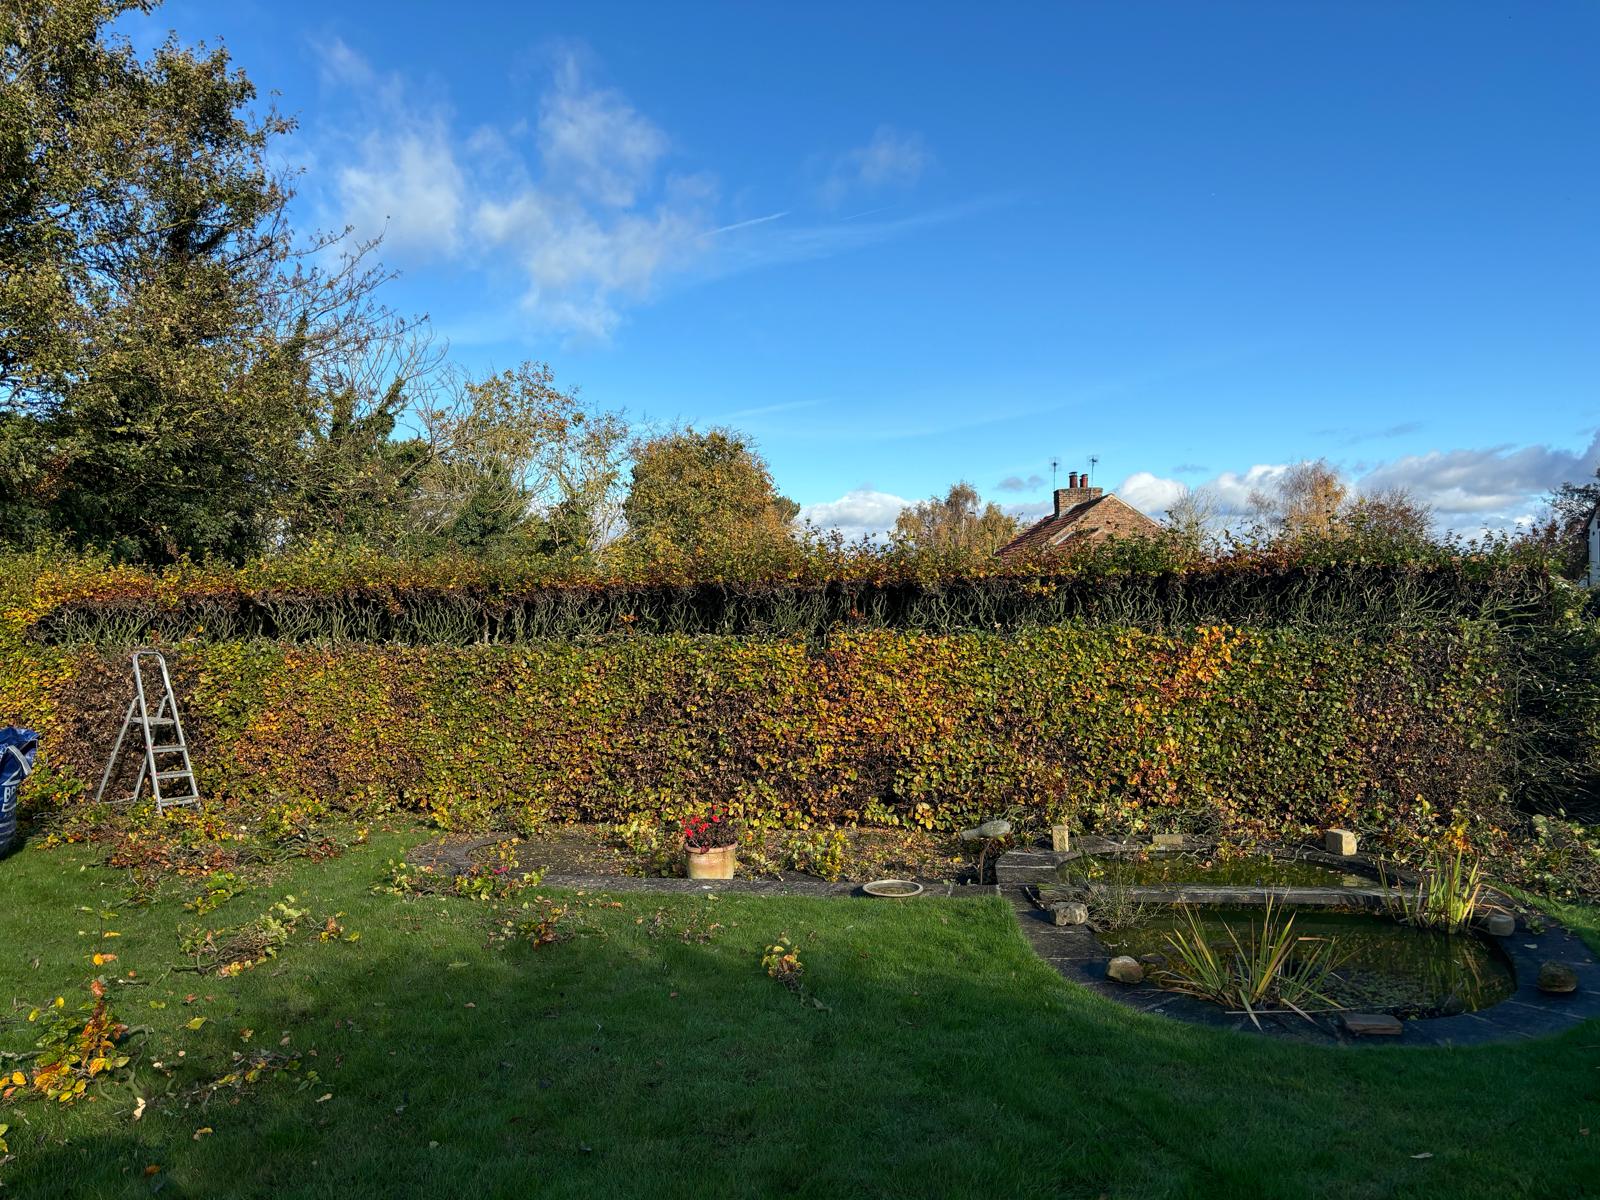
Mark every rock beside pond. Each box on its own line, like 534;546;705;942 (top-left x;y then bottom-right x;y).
1342;1012;1403;1037
1051;901;1089;927
1483;912;1515;937
960;819;1013;842
1538;961;1579;994
1107;956;1145;984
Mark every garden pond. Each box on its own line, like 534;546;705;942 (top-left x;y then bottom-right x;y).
1057;851;1516;1017
1102;907;1515;1016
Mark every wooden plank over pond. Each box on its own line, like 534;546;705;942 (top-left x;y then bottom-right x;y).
1039;882;1396;911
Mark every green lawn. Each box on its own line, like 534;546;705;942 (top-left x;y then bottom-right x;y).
0;831;1595;1200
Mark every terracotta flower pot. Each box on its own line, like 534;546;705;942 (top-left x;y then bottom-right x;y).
686;843;737;879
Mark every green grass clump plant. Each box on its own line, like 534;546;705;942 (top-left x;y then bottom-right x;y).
785;828;848;881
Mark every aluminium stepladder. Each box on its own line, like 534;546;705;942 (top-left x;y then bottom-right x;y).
94;650;201;813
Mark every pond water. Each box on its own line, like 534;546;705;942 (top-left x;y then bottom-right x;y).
1103;907;1515;1016
1059;851;1369;890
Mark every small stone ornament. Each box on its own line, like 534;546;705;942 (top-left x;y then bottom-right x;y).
1324;829;1358;856
960;818;1013;843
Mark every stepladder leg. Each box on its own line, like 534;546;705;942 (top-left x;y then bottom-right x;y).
94;696;140;805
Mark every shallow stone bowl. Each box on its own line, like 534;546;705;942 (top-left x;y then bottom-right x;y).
862;879;924;898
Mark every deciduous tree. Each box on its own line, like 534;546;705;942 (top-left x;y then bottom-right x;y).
0;0;406;561
891;482;1018;554
621;428;798;556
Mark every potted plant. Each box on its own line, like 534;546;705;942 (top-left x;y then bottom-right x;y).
682;808;739;879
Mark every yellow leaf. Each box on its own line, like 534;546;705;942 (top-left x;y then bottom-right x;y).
185;1016;207;1031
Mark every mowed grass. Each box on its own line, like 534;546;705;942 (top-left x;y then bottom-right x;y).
0;831;1596;1200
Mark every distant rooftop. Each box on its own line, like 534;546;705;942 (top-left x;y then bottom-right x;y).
995;473;1161;557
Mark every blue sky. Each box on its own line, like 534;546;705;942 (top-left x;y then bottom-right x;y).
128;1;1598;537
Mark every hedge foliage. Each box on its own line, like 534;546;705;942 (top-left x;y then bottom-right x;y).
10;622;1513;844
0;544;1589;843
16;537;1557;646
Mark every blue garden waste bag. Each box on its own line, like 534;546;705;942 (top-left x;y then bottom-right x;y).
0;726;38;857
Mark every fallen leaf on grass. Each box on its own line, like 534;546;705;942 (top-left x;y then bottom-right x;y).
1411;1153;1433;1160
132;1096;146;1121
186;1017;207;1031
193;1127;213;1140
316;1093;332;1103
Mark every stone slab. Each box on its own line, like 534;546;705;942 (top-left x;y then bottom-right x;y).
1343;1012;1403;1036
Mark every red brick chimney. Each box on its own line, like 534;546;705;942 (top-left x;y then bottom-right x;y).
1053;473;1104;516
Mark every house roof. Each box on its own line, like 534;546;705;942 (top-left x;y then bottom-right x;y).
995;491;1161;557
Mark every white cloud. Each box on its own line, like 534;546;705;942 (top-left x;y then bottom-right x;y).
1355;432;1600;518
1208;464;1289;515
314;37;465;257
336;126;464;256
473;183;709;339
819;126;932;207
1097;431;1599;537
308;44;956;339
798;488;912;542
995;473;1045;493
1116;471;1188;517
313;42;710;338
537;56;667;208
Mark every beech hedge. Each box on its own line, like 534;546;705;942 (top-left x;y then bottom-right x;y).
8;623;1514;843
1;545;1590;842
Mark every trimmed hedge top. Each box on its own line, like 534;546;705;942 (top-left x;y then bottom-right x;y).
10;540;1557;646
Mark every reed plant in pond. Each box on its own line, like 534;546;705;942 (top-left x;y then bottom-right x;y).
1382;847;1485;933
1156;900;1347;1027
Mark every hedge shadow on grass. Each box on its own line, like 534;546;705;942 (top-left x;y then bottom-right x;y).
3;893;1597;1200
